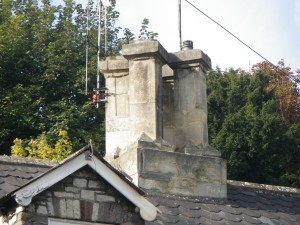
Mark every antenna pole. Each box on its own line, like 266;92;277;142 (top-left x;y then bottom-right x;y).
178;0;182;50
104;0;107;55
85;0;90;95
96;0;101;108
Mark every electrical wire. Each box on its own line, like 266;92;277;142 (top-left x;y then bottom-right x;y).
183;0;299;83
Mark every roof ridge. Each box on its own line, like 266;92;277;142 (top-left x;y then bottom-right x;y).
0;155;58;167
228;180;300;195
145;191;226;205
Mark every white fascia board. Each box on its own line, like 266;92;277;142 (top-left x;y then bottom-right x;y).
88;156;158;221
13;151;158;221
14;153;88;206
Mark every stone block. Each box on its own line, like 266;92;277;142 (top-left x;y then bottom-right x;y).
81;189;95;201
79;200;93;221
106;118;130;132
113;145;138;183
129;59;159;104
36;205;47;215
122;40;169;63
73;178;87;188
105;131;131;159
101;56;128;73
64;186;80;193
138;148;227;198
46;198;54;216
130;102;160;141
105;77;116;117
138;177;168;194
9;214;17;225
73;200;81;219
63;199;80;219
88;180;101;189
116;94;129;117
59;199;67;217
92;203;99;221
107;56;129;72
116;75;129;94
96;195;116;202
66;199;74;218
53;192;74;198
98;202;124;224
140;149;179;177
168;49;211;71
162;125;176;146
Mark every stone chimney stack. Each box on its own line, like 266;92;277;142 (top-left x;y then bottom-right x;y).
101;40;227;199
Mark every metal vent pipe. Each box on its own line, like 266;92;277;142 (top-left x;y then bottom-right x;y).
181;40;193;50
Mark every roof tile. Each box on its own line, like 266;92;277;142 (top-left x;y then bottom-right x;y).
239;208;262;218
235;199;258;210
220;205;241;215
176;216;200;225
156;214;179;224
260;210;280;220
218;211;242;222
241;214;262;224
1;155;300;225
199;203;221;213
198;217;222;225
256;201;276;212
154;197;180;208
158;205;180;216
198;209;222;221
179;207;201;218
277;212;299;222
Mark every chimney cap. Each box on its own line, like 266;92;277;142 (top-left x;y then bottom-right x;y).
181;40;193;50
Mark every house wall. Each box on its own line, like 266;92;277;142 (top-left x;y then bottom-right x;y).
0;202;24;225
2;166;144;225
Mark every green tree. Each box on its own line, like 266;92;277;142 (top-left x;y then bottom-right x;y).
207;65;300;187
1;0;158;157
138;18;158;40
11;129;72;161
0;0;109;155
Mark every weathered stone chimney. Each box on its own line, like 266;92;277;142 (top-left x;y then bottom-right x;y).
100;40;227;199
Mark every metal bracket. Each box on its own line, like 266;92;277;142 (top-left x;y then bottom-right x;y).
84;150;92;160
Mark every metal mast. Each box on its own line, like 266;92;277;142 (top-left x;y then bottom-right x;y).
178;0;182;50
96;0;101;108
104;0;108;55
85;0;90;95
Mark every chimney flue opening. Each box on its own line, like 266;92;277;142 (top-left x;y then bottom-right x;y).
181;40;193;50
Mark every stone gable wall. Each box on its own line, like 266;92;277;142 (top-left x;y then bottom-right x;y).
1;166;144;225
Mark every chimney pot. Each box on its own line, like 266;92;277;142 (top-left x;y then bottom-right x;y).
181;40;193;50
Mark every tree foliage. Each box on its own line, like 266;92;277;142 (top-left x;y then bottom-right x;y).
207;63;300;187
138;18;158;40
0;0;158;159
12;129;72;161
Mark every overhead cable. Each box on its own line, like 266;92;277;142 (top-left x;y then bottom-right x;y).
183;0;298;83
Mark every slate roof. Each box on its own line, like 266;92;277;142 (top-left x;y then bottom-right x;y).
1;155;300;225
146;182;300;225
0;155;57;202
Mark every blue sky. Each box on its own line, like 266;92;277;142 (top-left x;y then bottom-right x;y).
59;0;300;72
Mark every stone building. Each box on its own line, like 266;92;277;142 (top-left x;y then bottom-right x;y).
1;40;300;225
